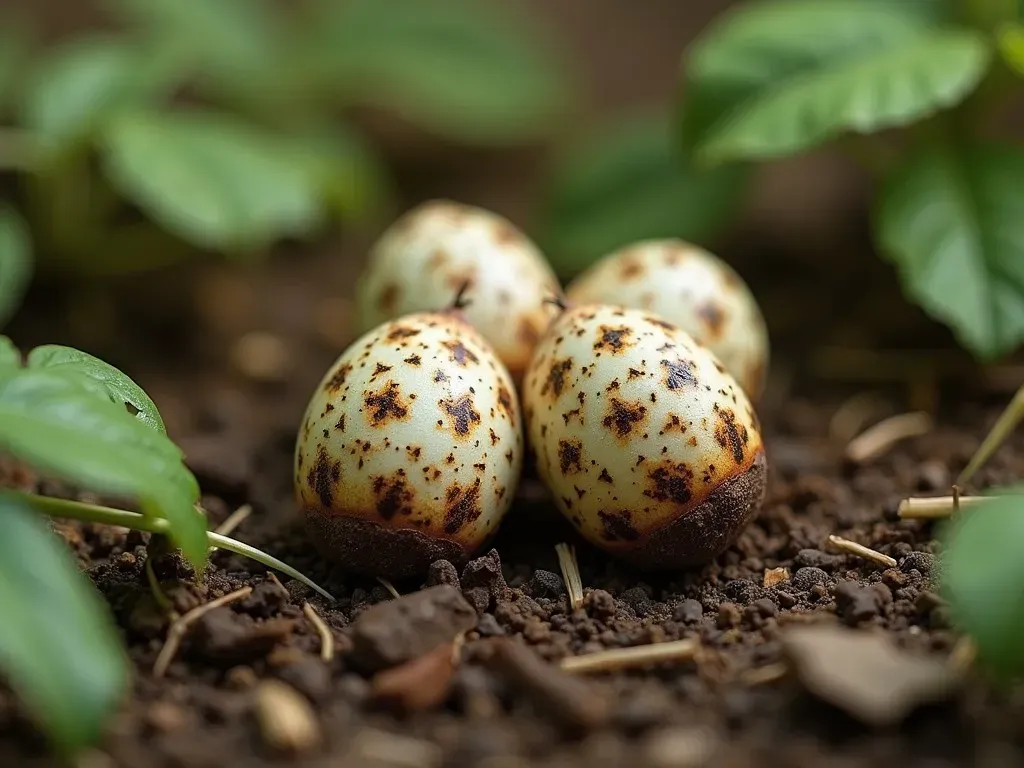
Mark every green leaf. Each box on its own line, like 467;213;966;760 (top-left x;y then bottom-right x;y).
0;205;32;328
876;141;1024;359
680;1;991;165
0;336;21;370
997;22;1024;76
21;36;178;152
0;17;33;113
100;0;282;107
0;368;206;567
100;110;325;252
0;497;128;753
26;345;165;433
542;112;748;278
285;124;393;223
305;0;573;144
942;491;1024;679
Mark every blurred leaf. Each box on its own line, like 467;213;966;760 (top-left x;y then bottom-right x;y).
941;491;1024;679
27;345;165;433
286;124;393;222
876;141;1024;360
680;1;991;165
0;336;21;369
0;206;32;329
0;496;128;754
101;110;325;252
0;365;206;568
542;113;748;277
305;0;573;144
101;0;282;107
21;36;179;153
997;22;1024;76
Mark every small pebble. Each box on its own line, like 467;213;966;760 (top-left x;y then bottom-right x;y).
790;567;831;592
526;569;566;599
717;602;741;629
793;549;844;571
834;581;881;626
900;552;935;576
673;599;704;624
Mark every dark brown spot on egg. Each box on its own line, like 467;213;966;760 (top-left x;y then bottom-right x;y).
619;257;643;280
594;325;633;354
598;468;613;484
364;381;410;426
370;362;392;380
602;397;648;439
645;315;676;331
434;370;449;383
440;393;481;438
598;510;639;542
714;407;748;465
371;472;415;520
386;324;419;342
324;363;353;393
661;414;686;434
497;384;515;425
443;340;478;366
404;354;422;366
444;478;483;534
489;428;500;446
307;446;340;508
406;446;422;460
697;302;726;339
541;358;573;398
644;461;694;505
558;439;583;475
662;359;698;390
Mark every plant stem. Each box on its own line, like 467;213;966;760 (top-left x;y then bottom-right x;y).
958;383;1024;487
4;491;336;601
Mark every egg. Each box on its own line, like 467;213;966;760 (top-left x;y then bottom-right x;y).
355;199;563;383
294;310;523;578
565;239;769;398
522;304;766;570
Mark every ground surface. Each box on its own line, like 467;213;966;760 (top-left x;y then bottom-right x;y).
2;237;1024;768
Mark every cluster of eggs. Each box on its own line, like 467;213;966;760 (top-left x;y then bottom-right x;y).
294;200;770;578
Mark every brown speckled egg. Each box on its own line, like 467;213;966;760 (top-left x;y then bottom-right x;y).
566;239;769;399
294;310;523;578
355;199;563;383
522;304;766;570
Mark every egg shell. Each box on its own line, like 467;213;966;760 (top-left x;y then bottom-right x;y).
522;304;766;570
294;311;524;578
355;199;563;383
565;239;769;398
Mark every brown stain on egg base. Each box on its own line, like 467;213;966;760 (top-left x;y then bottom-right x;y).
444;478;483;534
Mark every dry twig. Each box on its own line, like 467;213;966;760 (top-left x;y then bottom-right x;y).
740;662;789;686
153;586;252;677
829;391;890;444
898;495;987;519
555;543;584;611
957;383;1024;487
844;411;933;463
560;638;700;674
376;576;401;599
827;534;897;569
214;503;253;538
255;679;321;754
303;602;334;662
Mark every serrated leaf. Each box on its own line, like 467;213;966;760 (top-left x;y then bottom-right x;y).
542;112;748;278
876;141;1024;360
27;345;165;433
680;1;991;165
21;36;179;152
941;491;1024;679
0;368;206;567
0;497;128;753
100;110;324;252
0;205;32;329
305;0;573;144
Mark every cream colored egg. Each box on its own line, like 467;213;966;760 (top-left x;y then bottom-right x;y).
295;311;523;578
566;239;769;398
355;200;563;383
522;304;766;569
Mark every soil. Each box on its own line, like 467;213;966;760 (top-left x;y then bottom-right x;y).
2;215;1024;768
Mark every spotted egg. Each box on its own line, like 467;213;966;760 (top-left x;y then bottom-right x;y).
565;239;769;399
294;310;524;578
522;304;767;570
355;199;563;383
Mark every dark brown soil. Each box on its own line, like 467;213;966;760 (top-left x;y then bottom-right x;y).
3;231;1024;768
